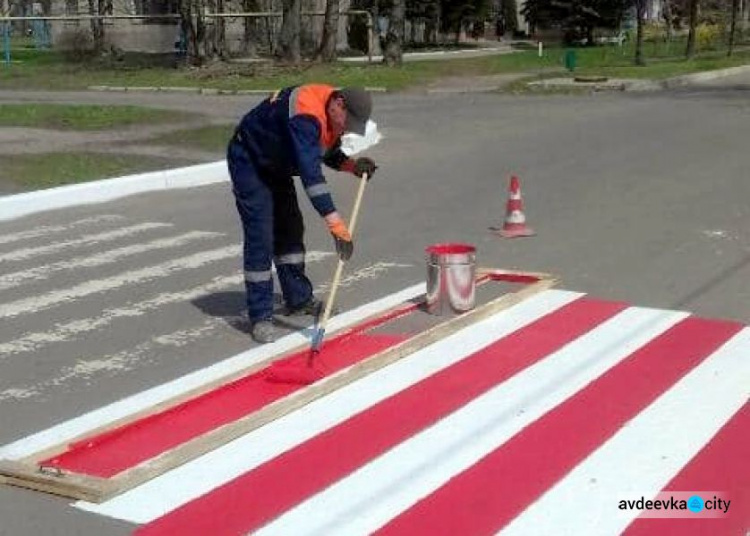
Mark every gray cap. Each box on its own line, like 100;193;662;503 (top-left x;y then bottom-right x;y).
339;87;372;136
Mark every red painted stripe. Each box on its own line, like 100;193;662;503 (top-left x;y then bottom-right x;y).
375;317;743;536
44;333;407;477
623;403;750;536
136;297;626;536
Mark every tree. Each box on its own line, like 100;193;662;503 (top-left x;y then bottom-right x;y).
383;0;405;64
178;0;207;65
87;0;109;53
634;0;646;64
727;0;739;55
316;0;340;61
278;0;302;62
685;0;699;57
241;0;260;55
501;0;519;35
522;0;627;44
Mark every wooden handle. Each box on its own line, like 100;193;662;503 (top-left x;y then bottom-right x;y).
319;172;369;331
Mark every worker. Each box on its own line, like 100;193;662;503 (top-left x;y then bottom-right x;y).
227;84;378;344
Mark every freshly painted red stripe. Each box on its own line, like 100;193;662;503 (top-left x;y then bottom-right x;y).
136;297;626;536
623;403;750;536
376;317;743;536
43;333;407;477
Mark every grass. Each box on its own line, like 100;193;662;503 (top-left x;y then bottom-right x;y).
148;123;235;153
0;103;193;130
0;152;186;189
2;42;748;92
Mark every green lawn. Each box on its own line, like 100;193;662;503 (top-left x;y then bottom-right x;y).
0;152;187;189
0;103;193;129
2;44;748;92
148;123;235;153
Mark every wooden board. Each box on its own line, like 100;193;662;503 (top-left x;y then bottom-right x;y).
0;268;557;503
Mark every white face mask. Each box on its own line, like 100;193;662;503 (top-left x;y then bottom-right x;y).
341;120;382;156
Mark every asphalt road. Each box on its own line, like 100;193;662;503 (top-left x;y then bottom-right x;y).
1;85;749;535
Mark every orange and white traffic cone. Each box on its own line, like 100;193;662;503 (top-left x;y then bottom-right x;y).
492;175;535;238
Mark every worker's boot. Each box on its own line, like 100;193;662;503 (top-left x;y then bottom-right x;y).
251;320;277;344
285;296;324;317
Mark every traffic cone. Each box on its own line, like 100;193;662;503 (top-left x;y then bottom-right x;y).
492;175;535;238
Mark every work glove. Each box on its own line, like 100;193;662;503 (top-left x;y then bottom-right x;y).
353;157;378;180
325;212;353;261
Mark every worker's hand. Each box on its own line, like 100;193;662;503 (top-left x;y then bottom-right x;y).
325;212;353;261
353;157;377;180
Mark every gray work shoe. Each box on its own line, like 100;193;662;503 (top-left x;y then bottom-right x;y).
250;320;277;344
284;296;324;317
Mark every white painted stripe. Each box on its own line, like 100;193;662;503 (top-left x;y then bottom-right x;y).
75;289;583;523
0;259;399;399
0;274;242;357
0;316;240;402
0;245;238;319
0;222;171;263
0;252;333;357
0;282;426;460
499;327;750;536
0;215;124;246
0;231;223;291
254;307;688;536
0;161;228;222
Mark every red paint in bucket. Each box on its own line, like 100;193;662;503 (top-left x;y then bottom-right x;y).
425;243;476;256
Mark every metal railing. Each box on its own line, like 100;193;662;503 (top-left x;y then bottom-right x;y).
1;10;374;65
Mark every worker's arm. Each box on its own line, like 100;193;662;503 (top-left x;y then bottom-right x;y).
289;116;353;260
324;142;378;180
289;115;336;217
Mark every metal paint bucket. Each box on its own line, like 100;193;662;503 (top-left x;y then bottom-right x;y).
425;243;477;315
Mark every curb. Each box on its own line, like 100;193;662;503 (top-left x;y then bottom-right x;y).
0;160;229;222
87;85;389;94
660;64;750;88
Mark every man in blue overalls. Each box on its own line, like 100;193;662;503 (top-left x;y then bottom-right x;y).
227;85;377;343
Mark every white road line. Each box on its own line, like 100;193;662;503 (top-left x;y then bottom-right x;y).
0;274;242;357
0;252;334;357
255;308;687;536
0;222;172;263
0;282;425;460
0;260;409;399
75;290;583;523
0;231;224;291
0;215;124;246
0;245;239;319
0;316;238;402
499;328;750;536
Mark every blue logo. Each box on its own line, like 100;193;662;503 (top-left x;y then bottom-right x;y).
688;495;704;513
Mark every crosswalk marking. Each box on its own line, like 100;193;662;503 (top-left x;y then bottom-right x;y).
0;215;124;246
0;222;171;263
0;231;223;291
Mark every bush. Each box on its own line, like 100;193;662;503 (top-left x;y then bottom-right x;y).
696;23;722;50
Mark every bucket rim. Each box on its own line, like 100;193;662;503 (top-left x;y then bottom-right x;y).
425;242;476;255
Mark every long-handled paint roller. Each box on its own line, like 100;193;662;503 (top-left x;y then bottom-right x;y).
266;171;370;386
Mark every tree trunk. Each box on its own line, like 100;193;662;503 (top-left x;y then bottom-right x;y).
315;0;339;61
662;0;673;41
728;0;739;55
383;0;404;65
87;0;104;53
179;0;204;65
635;0;646;64
278;0;301;62
213;0;227;58
686;0;699;58
241;0;259;55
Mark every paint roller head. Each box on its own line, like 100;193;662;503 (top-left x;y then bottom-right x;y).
264;361;326;386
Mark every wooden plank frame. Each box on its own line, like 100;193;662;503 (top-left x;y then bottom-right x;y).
0;268;558;503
